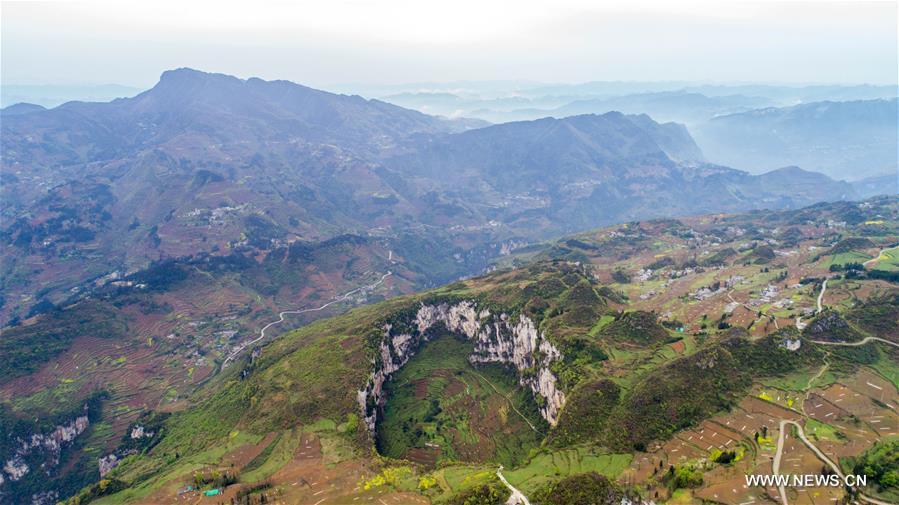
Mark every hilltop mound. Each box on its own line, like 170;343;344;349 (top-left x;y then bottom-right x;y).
599;310;670;345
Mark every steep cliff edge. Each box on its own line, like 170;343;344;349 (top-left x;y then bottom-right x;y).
358;300;566;435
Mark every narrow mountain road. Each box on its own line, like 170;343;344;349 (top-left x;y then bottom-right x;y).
796;279;827;331
800;360;829;417
497;466;530;505
772;420;791;505
222;271;392;368
810;336;899;349
863;246;898;268
816;278;828;313
773;419;896;505
773;420;842;505
796;278;829;330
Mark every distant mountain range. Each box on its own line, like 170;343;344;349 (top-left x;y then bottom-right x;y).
0;69;859;324
461;91;775;125
377;84;898;181
0;83;142;108
374;81;897;123
852;173;899;199
692;99;898;180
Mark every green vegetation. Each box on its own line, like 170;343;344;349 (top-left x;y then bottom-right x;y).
1;392;108;503
240;432;283;474
598;310;670;346
846;439;899;500
0;301;127;381
828;237;876;255
447;475;508;505
870;246;899;271
668;463;705;489
503;448;632;494
599;329;820;450
870;352;899;389
240;429;306;482
824;251;873;268
376;334;544;467
41;198;899;504
532;472;625;505
550;379;619;446
805;419;845;442
701;247;736;266
846;292;899;340
803;309;866;343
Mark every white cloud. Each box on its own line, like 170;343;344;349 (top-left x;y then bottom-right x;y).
1;0;896;86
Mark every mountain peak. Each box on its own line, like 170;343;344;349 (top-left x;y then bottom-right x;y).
152;68;243;94
1;102;47;115
766;165;819;177
158;67;227;82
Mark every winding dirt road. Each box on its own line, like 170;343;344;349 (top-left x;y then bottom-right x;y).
497;466;530;505
773;419;896;505
222;271;393;367
863;246;898;268
797;277;830;330
810;336;899;349
816;278;828;313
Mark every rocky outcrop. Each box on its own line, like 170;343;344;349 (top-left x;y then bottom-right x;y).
98;451;138;478
1;415;89;484
130;425;154;440
358;300;565;434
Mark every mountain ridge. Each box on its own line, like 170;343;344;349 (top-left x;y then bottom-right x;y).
0;68;857;327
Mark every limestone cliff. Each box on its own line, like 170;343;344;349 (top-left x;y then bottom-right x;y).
1;414;89;485
358;300;565;434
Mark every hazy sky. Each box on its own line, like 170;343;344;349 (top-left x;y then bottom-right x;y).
2;0;897;88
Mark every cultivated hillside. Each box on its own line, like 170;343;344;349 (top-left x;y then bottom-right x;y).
8;197;895;504
0;70;855;326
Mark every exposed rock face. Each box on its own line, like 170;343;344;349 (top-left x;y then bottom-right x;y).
130;425;154;439
3;457;28;481
1;415;89;483
358;300;565;434
99;453;122;477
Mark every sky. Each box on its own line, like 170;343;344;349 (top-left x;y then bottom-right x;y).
1;0;898;88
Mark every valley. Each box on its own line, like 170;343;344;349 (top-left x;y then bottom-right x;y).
3;2;898;504
0;70;896;505
376;334;545;468
0;69;862;329
1;196;891;505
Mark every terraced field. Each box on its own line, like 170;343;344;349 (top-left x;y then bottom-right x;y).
6;197;898;505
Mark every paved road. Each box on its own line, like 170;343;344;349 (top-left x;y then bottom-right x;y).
771;420;790;505
816;278;828;313
773;419;897;505
863;246;898;268
497;467;530;505
810;336;899;349
222;271;392;367
773;420;840;505
795;277;829;330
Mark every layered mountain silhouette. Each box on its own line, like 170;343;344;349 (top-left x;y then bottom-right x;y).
0;68;856;323
693;98;898;179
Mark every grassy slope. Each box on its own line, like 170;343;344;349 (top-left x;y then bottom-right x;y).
376;333;544;467
68;197;899;503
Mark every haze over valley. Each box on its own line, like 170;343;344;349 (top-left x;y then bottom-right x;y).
1;2;897;505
